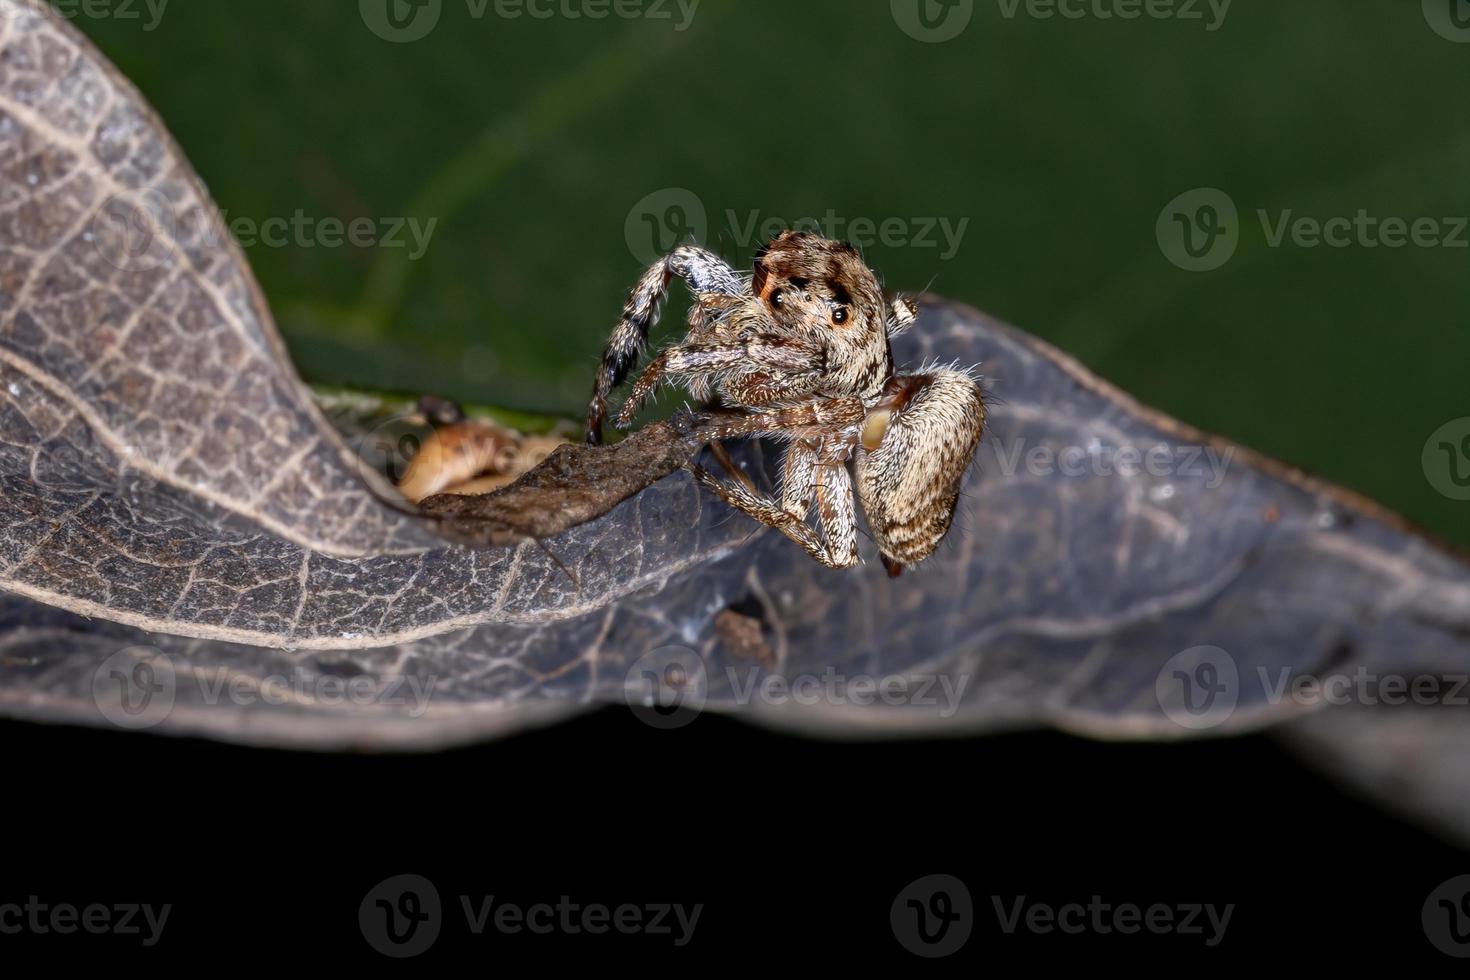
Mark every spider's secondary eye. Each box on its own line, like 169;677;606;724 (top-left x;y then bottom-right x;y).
832;307;849;325
770;290;784;309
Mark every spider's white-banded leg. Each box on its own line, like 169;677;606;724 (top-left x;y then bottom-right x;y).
614;335;825;430
688;460;858;570
586;246;743;444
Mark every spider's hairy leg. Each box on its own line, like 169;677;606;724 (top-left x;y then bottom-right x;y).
615;335;825;429
887;295;920;336
688;462;858;570
780;440;818;519
585;245;743;444
693;397;866;443
717;366;826;410
778;432;857;520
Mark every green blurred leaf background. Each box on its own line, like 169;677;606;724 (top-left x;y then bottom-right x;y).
74;0;1468;546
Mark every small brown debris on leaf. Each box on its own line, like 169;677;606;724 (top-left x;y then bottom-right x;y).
416;410;706;547
396;394;572;503
715;607;776;670
398;419;520;503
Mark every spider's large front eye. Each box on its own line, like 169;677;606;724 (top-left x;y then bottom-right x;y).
769;289;784;309
831;307;849;325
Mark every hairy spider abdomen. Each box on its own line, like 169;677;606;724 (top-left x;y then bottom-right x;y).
856;367;986;565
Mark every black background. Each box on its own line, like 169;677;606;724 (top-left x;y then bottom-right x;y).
6;709;1465;968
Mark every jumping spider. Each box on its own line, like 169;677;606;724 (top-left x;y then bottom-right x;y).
585;230;985;575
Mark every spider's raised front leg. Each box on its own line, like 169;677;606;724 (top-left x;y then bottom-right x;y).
586;246;744;444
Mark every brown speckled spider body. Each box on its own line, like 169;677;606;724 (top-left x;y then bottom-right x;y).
585;230;985;574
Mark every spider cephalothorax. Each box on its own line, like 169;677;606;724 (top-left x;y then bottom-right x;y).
585;230;985;574
749;232;892;398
